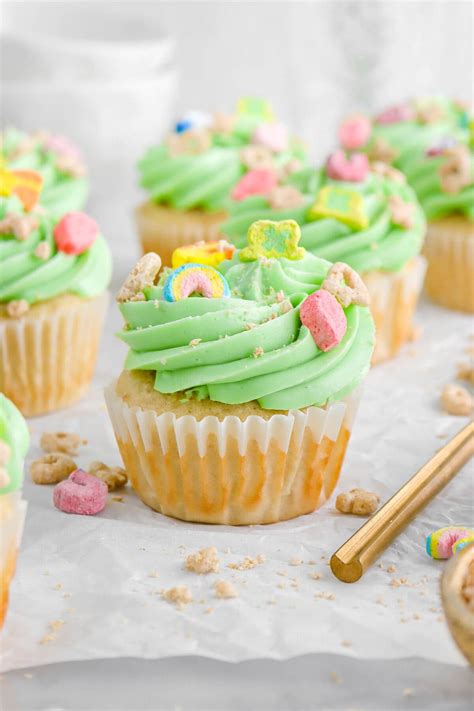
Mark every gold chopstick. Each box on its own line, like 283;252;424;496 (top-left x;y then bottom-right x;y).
330;422;474;583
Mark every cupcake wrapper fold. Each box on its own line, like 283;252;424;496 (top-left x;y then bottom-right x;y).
364;255;426;365
0;291;109;416
0;493;27;628
105;383;361;525
424;220;474;313
135;201;228;266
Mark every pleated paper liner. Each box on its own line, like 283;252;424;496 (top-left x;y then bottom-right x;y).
0;291;109;417
135;201;228;266
364;255;427;365
423;216;474;313
0;493;27;628
105;381;361;525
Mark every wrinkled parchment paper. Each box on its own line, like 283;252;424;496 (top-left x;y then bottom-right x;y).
1;282;472;671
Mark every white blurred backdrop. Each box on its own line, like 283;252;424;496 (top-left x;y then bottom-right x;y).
2;0;473;260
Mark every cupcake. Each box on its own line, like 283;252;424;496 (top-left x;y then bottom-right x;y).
223;156;426;364
0;168;112;416
105;219;375;525
1;127;89;217
135;98;306;265
0;394;29;627
337;98;473;312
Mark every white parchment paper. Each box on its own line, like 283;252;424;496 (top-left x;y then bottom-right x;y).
1;278;472;671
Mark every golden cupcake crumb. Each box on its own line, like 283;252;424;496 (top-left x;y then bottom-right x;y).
441;383;473;416
162;586;193;608
185;547;220;574
228;555;265;571
214;580;238;599
88;461;128;491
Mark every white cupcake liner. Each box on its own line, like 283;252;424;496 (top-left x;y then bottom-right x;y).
0;291;109;416
105;382;361;525
363;255;427;364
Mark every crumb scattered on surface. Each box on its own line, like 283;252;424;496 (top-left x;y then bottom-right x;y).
228;554;265;571
203;607;214;614
341;640;352;647
189;338;202;347
309;572;322;581
214;580;238;599
330;672;342;684
403;688;414;697
386;564;397;573
53;583;63;591
185;546;220;574
441;383;473;416
111;495;124;503
457;362;474;384
315;591;336;601
289;557;303;566
335;488;380;516
148;571;159;578
390;578;408;588
162;586;193;608
88;461;128;491
40;431;85;455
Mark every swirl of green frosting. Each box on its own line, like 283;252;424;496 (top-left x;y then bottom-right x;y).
222;167;426;274
346;98;473;220
0;393;29;495
0;196;112;305
2;128;89;217
138;103;306;212
117;250;375;410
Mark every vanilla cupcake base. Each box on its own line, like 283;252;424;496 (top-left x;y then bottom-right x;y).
363;256;426;365
423;216;474;313
135;201;228;266
0;493;27;628
0;291;109;416
105;371;360;525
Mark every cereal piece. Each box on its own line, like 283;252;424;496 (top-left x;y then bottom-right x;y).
336;488;380;516
231;168;278;201
6;299;29;318
252;122;289;152
163;263;230;302
162;586;193;607
441;383;473;416
308;186;368;230
53;469;108;516
417;102;445;124
240;145;274;171
439;146;471;194
326;150;369;182
253;347;264;358
166;128;211;157
227;554;265;571
371;161;406;184
300;290;347;352
88;461;128;491
279;158;302;179
185;546;220;574
116;253;162;303
54;212;99;255
211;112;235;135
375;104;414;125
171;239;235;269
388;195;415;229
338;115;372;150
55;154;86;178
425;526;474;559
367;137;398;164
214;580;238;599
0;212;39;240
452;535;474;554
30;453;77;485
34;241;51;260
266;185;306;210
239;219;305;262
457;363;474;384
321;262;370;308
40;431;84;455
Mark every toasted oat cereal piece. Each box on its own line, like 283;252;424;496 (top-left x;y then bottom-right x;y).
336;488;380;516
162;586;193;607
116;253;162;303
322;262;370;308
441;383;473;416
214;580;238;599
30;453;77;485
40;431;85;455
0;212;38;240
185;546;220;574
6;299;29;318
88;461;128;491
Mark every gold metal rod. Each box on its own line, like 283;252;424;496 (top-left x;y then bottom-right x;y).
331;422;474;583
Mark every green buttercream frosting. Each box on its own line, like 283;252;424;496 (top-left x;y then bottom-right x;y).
0;394;29;495
2;128;89;217
0;196;112;305
117;250;375;410
350;97;473;220
223;167;426;274
138;103;306;212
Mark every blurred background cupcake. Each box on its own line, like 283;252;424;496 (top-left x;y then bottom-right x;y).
337;97;473;312
105;220;375;525
1;127;89;217
135;98;307;265
0;394;29;628
223;156;426;364
0;174;112;416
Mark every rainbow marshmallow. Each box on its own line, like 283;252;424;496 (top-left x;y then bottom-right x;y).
426;526;474;560
163;263;230;302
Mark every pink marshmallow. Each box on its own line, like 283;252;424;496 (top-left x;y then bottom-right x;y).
43;134;82;161
375;104;414;125
338;115;372;150
326;150;369;183
231;169;278;201
54;212;99;255
300;289;347;352
53;469;108;516
252;122;289;152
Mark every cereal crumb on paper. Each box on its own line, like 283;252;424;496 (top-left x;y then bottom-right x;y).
309;572;322;581
441;383;473;416
214;580;238;599
185;546;220;574
403;688;414;697
228;554;265;571
330;672;342;684
335;488;380;516
386;564;397;573
390;578;408;588
289;557;303;566
162;586;193;608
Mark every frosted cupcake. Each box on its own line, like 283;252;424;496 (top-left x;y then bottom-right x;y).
1;127;89;217
337;98;473;312
0;169;111;416
0;394;29;627
135;98;306;265
223;155;426;364
105;219;375;525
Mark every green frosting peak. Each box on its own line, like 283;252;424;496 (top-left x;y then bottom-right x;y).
0;394;29;495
